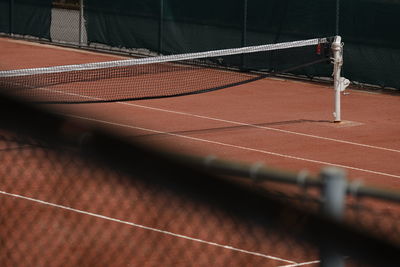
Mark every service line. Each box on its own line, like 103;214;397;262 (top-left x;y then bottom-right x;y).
66;114;400;179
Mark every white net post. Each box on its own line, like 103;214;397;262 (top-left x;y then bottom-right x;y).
332;36;349;123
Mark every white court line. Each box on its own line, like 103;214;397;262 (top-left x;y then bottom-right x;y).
116;102;400;154
67;114;400;179
0;190;296;264
33;78;400;154
279;260;320;267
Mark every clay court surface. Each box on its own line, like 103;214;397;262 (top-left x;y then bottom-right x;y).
1;37;399;266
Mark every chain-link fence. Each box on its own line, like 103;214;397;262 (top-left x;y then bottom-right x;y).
0;96;320;266
4;135;317;266
51;0;86;46
0;90;400;266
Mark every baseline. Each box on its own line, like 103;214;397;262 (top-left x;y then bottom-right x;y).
0;190;296;264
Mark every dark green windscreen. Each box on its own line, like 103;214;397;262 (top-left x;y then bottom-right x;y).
84;0;161;52
340;0;400;88
84;0;243;54
84;0;400;89
0;0;52;39
2;0;394;89
0;0;10;34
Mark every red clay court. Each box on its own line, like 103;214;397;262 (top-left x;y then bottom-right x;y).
1;36;400;266
1;37;399;188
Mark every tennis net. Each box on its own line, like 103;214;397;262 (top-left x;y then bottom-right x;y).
0;37;334;104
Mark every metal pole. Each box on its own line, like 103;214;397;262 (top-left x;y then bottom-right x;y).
321;167;346;220
79;0;84;46
336;0;340;35
240;0;248;70
158;0;164;54
9;0;14;35
320;167;346;267
332;36;342;123
242;0;247;47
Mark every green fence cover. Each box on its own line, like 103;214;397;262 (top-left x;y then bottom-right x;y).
0;0;52;39
83;0;400;89
84;0;160;52
0;0;10;33
84;0;243;54
340;0;400;88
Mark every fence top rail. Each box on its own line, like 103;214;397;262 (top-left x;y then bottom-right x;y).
172;153;400;203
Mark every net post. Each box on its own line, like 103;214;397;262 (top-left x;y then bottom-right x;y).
240;0;248;70
332;36;344;123
79;0;84;47
320;167;347;267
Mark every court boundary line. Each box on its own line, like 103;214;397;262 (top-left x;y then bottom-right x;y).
279;260;320;267
117;102;400;154
67;114;400;180
0;190;296;264
3;36;399;154
19;79;400;154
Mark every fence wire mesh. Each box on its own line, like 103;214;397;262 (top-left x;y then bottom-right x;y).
0;131;326;266
345;199;400;245
0;93;399;266
1;1;400;266
0;129;319;266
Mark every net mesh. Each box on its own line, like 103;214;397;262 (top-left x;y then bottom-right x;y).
0;38;332;104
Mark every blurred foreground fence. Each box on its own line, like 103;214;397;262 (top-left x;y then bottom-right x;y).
1;0;400;90
0;89;400;266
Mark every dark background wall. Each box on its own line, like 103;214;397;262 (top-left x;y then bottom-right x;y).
1;0;399;89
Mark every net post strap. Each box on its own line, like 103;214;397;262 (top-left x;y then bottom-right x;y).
0;38;329;78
